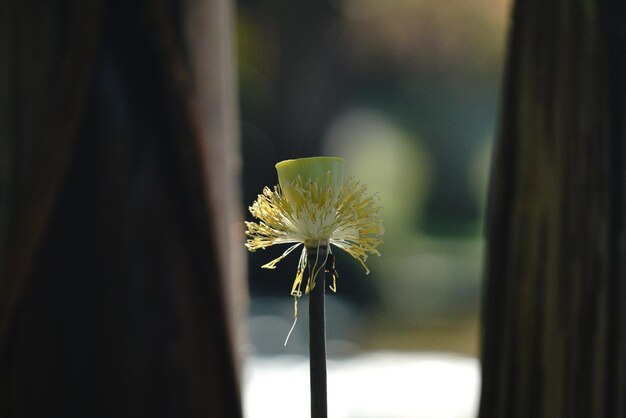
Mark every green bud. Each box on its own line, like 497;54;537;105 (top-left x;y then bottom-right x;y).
275;157;345;205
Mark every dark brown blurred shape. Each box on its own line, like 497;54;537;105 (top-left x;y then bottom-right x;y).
480;0;626;417
0;1;243;417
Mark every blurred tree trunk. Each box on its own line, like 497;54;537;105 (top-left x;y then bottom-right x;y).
0;1;244;417
479;0;625;417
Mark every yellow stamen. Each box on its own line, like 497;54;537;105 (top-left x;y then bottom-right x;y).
245;157;384;342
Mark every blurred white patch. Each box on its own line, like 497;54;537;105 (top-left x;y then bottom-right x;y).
323;107;433;240
244;352;480;418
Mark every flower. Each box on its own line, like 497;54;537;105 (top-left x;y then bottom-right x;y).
245;157;384;314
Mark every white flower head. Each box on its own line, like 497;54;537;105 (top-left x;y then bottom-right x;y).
245;157;384;322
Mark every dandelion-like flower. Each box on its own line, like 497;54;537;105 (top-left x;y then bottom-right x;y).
245;157;384;322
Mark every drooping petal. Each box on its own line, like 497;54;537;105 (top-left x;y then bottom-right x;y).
304;241;330;294
260;243;302;269
290;247;308;297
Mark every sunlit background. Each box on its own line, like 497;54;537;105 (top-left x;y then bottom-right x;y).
237;0;511;416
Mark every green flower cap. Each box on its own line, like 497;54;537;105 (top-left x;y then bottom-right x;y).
275;157;345;205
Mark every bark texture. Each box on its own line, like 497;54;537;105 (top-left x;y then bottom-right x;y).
0;1;243;417
479;0;626;417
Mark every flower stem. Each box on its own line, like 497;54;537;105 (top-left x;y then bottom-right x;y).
308;248;328;418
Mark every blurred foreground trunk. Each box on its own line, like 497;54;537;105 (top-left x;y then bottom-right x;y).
479;0;626;417
0;1;244;417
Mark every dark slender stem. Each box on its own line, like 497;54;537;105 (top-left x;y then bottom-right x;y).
309;254;328;418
